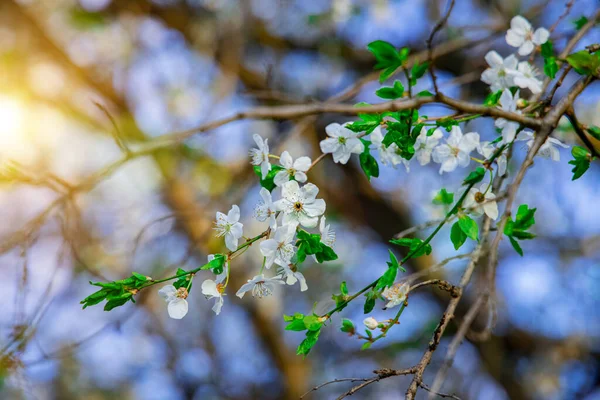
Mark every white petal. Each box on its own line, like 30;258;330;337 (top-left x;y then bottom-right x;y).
325;123;342;138
260;160;271;180
506;30;525;48
252;134;264;149
293;156;312;172
484;51;503;68
511;16;532;35
158;285;177;302
296;272;308;292
281;180;301;200
302;183;320;202
533;28;549;45
259;187;272;204
483;201;499;220
518;41;535;56
332;147;352;164
225;233;239;251
201;279;220;297
280;151;293;168
227;205;240;223
298;213;319;228
167;298;188;319
320;138;340;154
212;297;223;315
236;282;255;298
304;198;326;217
345;137;365;154
294;171;307;183
274;170;291;187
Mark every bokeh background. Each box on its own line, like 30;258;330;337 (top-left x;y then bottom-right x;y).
1;0;600;399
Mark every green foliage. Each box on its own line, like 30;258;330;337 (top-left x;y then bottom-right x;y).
173;268;193;290
345;113;383;134
297;328;321;356
436;117;460;131
463;167;486;185
458;214;478;241
450;221;467;250
484;90;503;107
375;80;405;99
389;238;431;260
541;41;558;79
417;90;434;97
568;146;592;180
253;164;285;192
379;109;419;159
566;50;600;76
432;188;454;206
375;250;404;290
332;281;349;312
410;61;429;86
81;273;151;311
588;126;600;141
504;204;537;256
367;40;409;83
573;16;589;30
364;289;378;314
296;230;338;263
359;139;380;181
200;253;226;275
340;318;355;334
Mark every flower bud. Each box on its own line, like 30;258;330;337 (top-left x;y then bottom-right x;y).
363;317;379;330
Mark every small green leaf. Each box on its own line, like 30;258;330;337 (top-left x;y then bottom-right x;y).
253;165;285;192
573;16;589;30
364;289;378;314
361;341;373;350
588;126;600;141
417;90;434;97
359;141;380;181
341;318;355;334
484;90;503;107
569;157;591;180
297;328;321;356
375;80;405;99
508;236;524;256
432;188;454;205
463;167;486;185
340;281;348;296
410;61;429;86
458;215;478;241
566;50;600;76
450;221;467;250
303;315;322;331
541;41;558;79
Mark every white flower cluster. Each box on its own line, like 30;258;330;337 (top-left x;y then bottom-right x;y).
482;16;549;94
159;134;336;319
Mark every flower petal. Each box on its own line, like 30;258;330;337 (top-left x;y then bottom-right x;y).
293;156;312;172
167;298;188;319
280;151;293;168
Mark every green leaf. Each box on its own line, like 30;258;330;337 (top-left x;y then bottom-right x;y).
364;289;378;314
410;61;429;85
340;281;348;296
173;268;193;290
366;41;409;83
253;164;285;192
341;318;355;334
296;229;339;264
569;157;591;180
432;188;454;205
462;167;486;185
200;254;226;274
458;215;478;241
389;238;431;260
375;80;405;99
303;315;322;331
361;341;373;350
484;90;503;107
285;313;307;331
566;50;600;76
346;113;382;134
375;264;398;291
417;90;434;97
515;204;536;230
541;41;558;79
359;140;380;181
508;236;524;256
573;16;589;30
297;328;321;356
450;221;467;250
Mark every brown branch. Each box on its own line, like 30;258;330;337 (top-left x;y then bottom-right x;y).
427;0;456;94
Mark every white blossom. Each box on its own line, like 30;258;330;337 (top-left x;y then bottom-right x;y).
319;216;336;248
432;126;479;174
513;62;543;94
506;15;549;56
236;274;284;298
254;187;277;230
370;126;409;171
478;141;508;176
260;223;296;269
363;317;379;330
481;51;518;92
274;180;326;229
463;183;499;220
158;285;189;319
249;134;271;179
496;89;521;143
320;122;365;164
382;282;409;309
520;131;569;161
274;151;311;187
214;205;244;251
278;264;308;292
414;127;444;166
201;279;224;315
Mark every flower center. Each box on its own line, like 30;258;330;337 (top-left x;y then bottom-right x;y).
176;287;189;299
294;201;303;211
338;136;347;145
475;192;485;203
450;146;460;156
216;283;225;294
498;69;506;77
252;281;272;298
